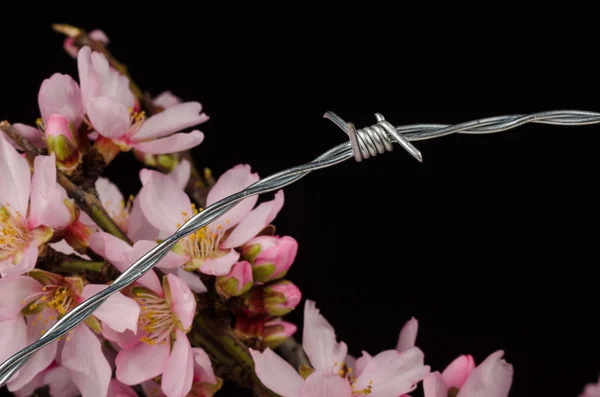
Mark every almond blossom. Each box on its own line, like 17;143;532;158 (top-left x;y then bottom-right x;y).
138;164;284;280
579;375;600;397
250;300;430;397
0;270;140;397
77;46;207;154
0;135;73;278
423;351;513;397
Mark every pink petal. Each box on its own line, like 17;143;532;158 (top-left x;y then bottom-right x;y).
302;300;348;373
12;369;45;397
172;268;208;293
61;325;112;397
0;132;31;215
299;372;353;397
423;372;448;397
206;164;259;230
95;177;124;216
192;348;216;384
88;232;162;294
108;379;138;397
127;195;160;242
133;102;208;140
132;130;204;155
355;348;430;397
28;154;72;230
1;243;39;279
38;73;84;128
249;348;303;397
89;30;109;44
199;249;240;276
396;317;419;352
44;366;80;397
8;317;58;392
87;96;130;139
442;354;475;389
134;240;188;270
82;284;140;333
222;190;284;248
0;276;43;320
0;317;27;364
161;330;195;397
13;123;47;149
116;341;170;385
49;240;88;258
152;91;181;109
138;170;192;234
165;274;196;330
102;326;140;350
168;159;192;190
354;351;373;378
457;350;513;397
345;354;357;371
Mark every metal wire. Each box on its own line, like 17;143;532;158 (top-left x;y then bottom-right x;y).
1;109;599;386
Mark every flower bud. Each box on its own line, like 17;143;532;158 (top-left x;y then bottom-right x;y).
216;261;253;298
45;114;81;174
244;280;302;316
243;236;298;283
64;219;93;254
263;319;297;348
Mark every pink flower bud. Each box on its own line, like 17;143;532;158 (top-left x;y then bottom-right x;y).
216;261;253;298
243;280;301;316
64;219;93;254
45;114;81;174
263;319;297;348
243;236;298;283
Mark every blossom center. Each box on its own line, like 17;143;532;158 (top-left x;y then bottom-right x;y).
134;290;175;345
178;204;230;263
331;362;374;397
0;205;30;262
125;108;146;139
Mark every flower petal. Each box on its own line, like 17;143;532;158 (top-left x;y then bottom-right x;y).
0;132;31;215
89;30;110;44
44;366;80;397
206;164;259;230
127;195;160;242
12;369;45;397
116;340;170;385
88;232;162;294
249;348;303;397
13;123;47;149
95;177;124;218
168;159;191;191
165;274;196;330
192;348;216;384
132;130;204;155
423;372;448;397
138;170;192;235
222;190;284;248
354;351;373;378
82;284;140;333
87;96;130;139
134;240;188;270
0;276;43;320
302;300;348;373
0;317;27;364
61;325;112;397
457;350;513;397
161;330;195;397
396;317;419;352
101;326;140;350
166;268;208;294
108;379;138;397
1;243;40;279
199;249;240;276
38;73;84;127
299;372;353;397
442;354;475;390
152;91;181;109
133;102;208;140
28;154;72;230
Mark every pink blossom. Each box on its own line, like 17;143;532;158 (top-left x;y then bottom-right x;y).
138;164;284;278
38;73;85;130
250;300;430;397
152;91;183;110
77;46;207;155
216;260;253;297
0;271;139;397
243;235;298;283
1;135;73;278
423;351;513;397
114;274;208;397
579;376;600;397
13;363;79;397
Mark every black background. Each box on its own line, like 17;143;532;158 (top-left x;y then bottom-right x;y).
2;18;600;397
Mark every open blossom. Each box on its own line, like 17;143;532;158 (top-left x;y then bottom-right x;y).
138;164;284;280
0;270;139;397
1;135;74;278
250;300;430;397
423;351;513;397
114;273;208;397
579;375;600;397
77;46;207;154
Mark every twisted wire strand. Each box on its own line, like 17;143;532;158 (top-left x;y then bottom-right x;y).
1;109;599;386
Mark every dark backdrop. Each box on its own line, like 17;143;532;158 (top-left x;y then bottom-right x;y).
2;19;600;397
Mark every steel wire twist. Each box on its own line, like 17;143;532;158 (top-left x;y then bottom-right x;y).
1;109;599;386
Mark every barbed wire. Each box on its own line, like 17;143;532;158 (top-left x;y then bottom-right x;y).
1;109;599;386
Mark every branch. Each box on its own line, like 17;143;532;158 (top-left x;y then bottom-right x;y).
0;121;132;244
38;245;105;273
